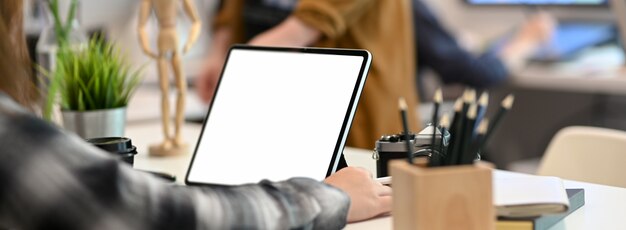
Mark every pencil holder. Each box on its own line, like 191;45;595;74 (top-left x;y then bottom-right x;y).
390;160;495;230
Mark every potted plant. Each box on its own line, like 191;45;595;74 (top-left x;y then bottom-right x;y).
40;1;141;138
52;37;142;138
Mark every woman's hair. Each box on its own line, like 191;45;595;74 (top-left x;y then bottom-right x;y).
0;0;36;106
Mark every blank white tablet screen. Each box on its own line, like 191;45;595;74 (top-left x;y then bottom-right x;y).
187;48;367;185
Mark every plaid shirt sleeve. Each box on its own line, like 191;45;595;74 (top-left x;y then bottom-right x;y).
0;94;349;230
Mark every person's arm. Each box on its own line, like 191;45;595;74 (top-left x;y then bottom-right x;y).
204;0;244;58
498;12;556;72
210;0;244;49
196;0;242;103
249;0;375;47
197;0;377;102
0;94;389;229
414;1;554;88
413;0;508;88
196;27;231;102
248;16;321;47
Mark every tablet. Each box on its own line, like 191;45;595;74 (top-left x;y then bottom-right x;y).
186;46;371;186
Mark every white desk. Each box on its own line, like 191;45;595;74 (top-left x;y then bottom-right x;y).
126;86;207;123
127;119;626;230
346;172;626;230
514;65;626;96
513;45;626;95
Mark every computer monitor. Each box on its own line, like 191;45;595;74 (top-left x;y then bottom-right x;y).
465;0;606;6
473;0;614;61
610;0;626;61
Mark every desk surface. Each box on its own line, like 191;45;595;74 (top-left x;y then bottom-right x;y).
346;172;626;230
513;45;626;95
515;65;626;95
126;116;626;230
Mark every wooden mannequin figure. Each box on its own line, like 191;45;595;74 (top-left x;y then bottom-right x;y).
138;0;201;156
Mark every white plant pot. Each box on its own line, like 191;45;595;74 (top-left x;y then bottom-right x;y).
61;107;127;138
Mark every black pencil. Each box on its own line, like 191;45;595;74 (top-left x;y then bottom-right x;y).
447;89;475;165
447;90;470;165
429;114;450;167
398;97;415;164
480;94;515;154
459;103;477;165
443;99;462;166
448;97;463;141
430;88;442;156
461;118;489;164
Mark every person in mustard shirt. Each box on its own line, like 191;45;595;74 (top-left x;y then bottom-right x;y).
196;0;553;150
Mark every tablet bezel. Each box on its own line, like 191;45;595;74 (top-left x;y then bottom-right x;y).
185;45;372;186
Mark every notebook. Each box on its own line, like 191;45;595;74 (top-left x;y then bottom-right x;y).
497;189;585;230
185;45;372;186
494;172;570;218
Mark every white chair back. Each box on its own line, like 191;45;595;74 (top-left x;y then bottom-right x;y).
538;126;626;188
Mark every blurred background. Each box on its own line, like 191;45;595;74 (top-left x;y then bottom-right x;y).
23;0;626;173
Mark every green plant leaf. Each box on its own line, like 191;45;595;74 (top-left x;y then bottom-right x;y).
77;90;85;111
64;0;78;36
50;36;143;111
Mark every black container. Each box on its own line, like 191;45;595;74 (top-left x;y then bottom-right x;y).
87;137;138;166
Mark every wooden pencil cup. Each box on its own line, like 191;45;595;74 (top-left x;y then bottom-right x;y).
390;160;495;230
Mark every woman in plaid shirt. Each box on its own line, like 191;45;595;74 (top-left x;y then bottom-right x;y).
0;2;391;229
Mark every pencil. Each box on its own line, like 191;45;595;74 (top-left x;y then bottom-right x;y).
447;91;469;166
447;89;475;165
430;113;450;167
468;89;477;105
465;119;489;164
480;94;515;154
462;89;476;129
430;88;443;156
459;103;477;165
475;92;489;133
398;97;415;164
448;97;464;140
443;99;462;166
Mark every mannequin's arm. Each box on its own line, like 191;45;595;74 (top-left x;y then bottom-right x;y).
182;0;202;53
138;0;157;58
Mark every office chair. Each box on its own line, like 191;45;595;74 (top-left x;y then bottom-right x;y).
538;126;626;188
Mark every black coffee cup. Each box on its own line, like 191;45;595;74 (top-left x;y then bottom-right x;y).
87;137;138;166
86;137;176;182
